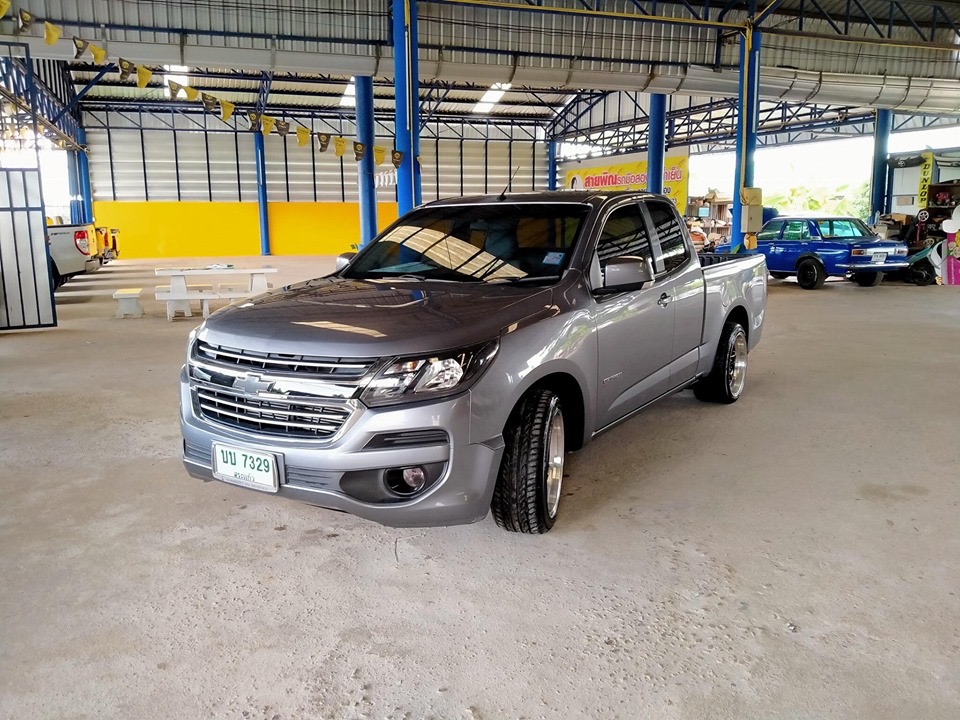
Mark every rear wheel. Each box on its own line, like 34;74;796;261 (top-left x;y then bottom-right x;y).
693;320;748;404
49;262;63;290
796;258;826;290
492;389;565;534
770;271;789;280
853;271;883;287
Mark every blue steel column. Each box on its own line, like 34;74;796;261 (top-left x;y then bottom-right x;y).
77;128;93;224
393;0;422;214
870;109;893;222
730;29;761;254
547;141;557;190
254;132;270;256
356;76;378;247
647;93;667;194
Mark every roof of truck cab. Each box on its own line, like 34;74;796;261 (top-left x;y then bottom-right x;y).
424;190;667;207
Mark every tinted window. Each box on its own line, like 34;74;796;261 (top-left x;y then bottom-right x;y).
783;221;810;241
346;204;589;283
596;203;653;270
647;201;689;274
758;220;784;242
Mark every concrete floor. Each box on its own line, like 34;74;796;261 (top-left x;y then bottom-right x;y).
2;258;958;719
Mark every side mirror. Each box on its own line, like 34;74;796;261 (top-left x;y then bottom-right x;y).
335;251;357;271
598;255;655;294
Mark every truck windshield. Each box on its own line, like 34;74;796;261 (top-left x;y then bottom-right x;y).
816;219;875;240
344;203;590;283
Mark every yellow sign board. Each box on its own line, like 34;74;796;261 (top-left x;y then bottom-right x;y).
564;155;689;209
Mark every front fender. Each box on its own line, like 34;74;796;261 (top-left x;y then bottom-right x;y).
468;307;598;449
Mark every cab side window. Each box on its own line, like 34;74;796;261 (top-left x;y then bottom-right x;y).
783;221;810;241
647;201;690;275
596;204;654;273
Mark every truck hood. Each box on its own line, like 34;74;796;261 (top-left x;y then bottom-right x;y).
199;276;556;357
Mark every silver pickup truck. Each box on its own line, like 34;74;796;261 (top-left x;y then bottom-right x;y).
180;191;767;533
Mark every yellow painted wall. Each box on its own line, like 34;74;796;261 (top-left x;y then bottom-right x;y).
92;201;399;259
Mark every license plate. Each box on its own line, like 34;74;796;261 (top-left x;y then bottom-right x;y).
872;252;887;263
212;443;279;492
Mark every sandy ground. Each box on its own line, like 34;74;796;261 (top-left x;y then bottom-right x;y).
1;257;958;719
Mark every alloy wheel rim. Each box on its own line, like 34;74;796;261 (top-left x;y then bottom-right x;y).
728;332;747;397
545;409;565;519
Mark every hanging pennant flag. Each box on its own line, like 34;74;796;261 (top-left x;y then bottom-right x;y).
317;133;331;152
296;126;311;147
201;93;218;113
0;1;11;18
168;80;183;99
136;66;152;89
247;111;261;129
353;141;365;161
43;21;62;46
391;150;404;169
276;120;290;137
220;100;235;123
17;9;34;31
72;37;90;59
333;137;347;157
90;44;108;64
373;146;386;167
260;115;276;135
118;58;135;82
184;86;199;101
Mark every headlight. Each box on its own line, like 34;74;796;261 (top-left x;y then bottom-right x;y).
361;340;499;407
186;326;202;363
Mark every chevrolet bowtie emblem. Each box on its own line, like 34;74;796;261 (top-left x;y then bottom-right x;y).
235;373;274;395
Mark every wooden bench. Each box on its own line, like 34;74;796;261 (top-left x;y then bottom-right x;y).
155;284;218;321
112;288;144;318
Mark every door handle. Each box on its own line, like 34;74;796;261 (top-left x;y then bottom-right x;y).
657;293;672;307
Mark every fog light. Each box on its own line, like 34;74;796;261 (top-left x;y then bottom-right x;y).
401;466;427;491
384;465;430;496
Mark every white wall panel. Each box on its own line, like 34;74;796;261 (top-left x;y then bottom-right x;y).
87;127;548;205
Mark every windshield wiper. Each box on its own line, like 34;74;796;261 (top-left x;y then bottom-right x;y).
488;275;560;284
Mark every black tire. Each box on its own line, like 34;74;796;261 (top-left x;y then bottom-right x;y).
693;320;748;404
770;271;789;280
853;271;883;287
492;389;565;534
796;258;826;290
49;262;63;290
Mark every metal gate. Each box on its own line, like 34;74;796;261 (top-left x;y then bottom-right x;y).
0;42;56;330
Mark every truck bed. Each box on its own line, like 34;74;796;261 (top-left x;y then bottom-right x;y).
698;252;757;267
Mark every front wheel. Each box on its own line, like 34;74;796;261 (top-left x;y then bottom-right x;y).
492;389;565;534
796;258;826;290
853;271;883;287
694;320;748;404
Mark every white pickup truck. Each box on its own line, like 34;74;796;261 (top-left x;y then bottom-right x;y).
47;223;99;288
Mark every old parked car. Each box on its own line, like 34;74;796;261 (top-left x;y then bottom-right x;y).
719;216;908;289
180;191;767;533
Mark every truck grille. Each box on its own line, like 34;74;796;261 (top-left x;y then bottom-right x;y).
194;340;375;380
194;381;352;439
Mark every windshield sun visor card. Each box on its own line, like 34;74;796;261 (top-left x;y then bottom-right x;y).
543;251;566;266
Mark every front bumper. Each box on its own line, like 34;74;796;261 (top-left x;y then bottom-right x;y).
836;261;909;270
179;367;504;527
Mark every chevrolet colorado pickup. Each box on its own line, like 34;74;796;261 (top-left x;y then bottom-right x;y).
180;191;767;533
